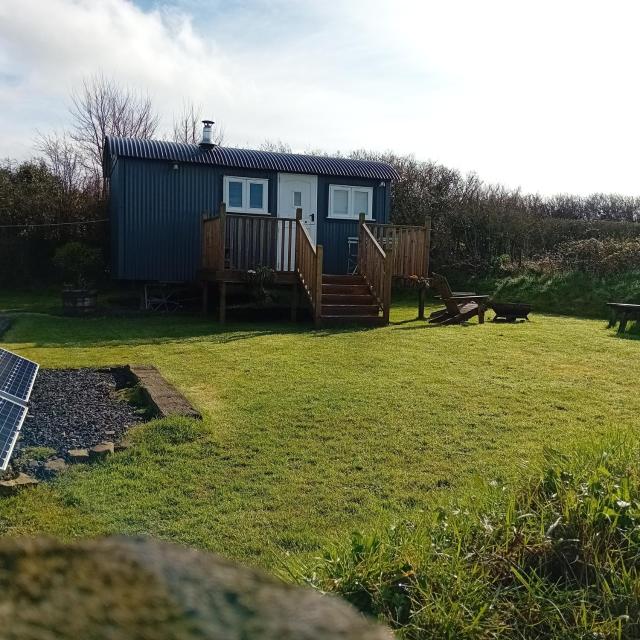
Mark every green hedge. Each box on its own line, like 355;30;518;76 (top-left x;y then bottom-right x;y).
478;271;640;319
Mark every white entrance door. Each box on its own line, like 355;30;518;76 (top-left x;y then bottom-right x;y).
277;173;318;244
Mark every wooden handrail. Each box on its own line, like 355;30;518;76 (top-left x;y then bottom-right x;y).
202;204;300;272
361;222;386;256
358;213;392;321
368;218;431;278
295;208;323;324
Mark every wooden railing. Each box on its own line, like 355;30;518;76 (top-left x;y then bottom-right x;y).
201;204;298;272
202;205;225;271
358;214;393;323
368;219;431;278
295;208;323;324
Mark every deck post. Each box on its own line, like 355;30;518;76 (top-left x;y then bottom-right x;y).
219;281;226;324
418;286;426;320
218;202;227;271
358;212;366;273
314;244;323;326
383;248;393;324
423;216;431;277
295;207;302;274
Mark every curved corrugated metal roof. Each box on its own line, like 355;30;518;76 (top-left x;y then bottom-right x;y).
104;136;398;181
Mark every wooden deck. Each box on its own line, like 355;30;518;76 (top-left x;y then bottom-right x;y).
200;205;430;326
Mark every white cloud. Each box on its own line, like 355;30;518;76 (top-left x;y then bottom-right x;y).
1;0;640;194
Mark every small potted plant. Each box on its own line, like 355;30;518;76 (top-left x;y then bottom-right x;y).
53;241;103;315
244;266;276;306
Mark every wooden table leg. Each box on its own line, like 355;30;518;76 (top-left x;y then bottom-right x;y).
478;304;486;324
418;287;426;320
618;313;628;334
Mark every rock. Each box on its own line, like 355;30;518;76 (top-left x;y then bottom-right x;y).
114;439;132;452
0;537;391;639
89;442;114;461
44;458;67;474
0;473;39;496
104;430;116;437
68;448;90;463
26;459;41;472
130;365;201;419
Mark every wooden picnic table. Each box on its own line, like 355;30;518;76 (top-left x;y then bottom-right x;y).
606;302;640;333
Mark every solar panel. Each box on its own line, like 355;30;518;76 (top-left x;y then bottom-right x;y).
0;397;27;471
0;348;39;405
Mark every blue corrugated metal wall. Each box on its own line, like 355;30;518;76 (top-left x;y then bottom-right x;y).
316;176;390;274
111;158;280;281
113;158;216;281
110;156;390;280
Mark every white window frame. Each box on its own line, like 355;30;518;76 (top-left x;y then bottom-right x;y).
328;184;373;220
223;176;269;214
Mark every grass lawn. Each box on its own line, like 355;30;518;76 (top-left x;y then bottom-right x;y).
0;293;639;568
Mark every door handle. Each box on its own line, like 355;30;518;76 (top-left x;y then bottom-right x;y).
310;213;315;222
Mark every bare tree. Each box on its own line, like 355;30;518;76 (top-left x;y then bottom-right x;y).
36;131;95;193
259;139;292;153
173;101;225;146
69;73;159;178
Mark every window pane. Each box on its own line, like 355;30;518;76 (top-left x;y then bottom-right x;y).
354;190;369;217
293;191;302;207
332;189;349;216
249;183;264;209
229;181;243;208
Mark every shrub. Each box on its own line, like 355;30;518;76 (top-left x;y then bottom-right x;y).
551;238;640;276
292;441;640;638
52;241;103;288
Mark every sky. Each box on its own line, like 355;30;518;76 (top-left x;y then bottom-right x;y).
0;0;639;195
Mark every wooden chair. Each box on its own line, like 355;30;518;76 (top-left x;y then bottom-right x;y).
428;273;490;325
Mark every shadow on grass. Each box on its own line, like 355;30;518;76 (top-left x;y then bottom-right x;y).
2;311;399;348
392;321;477;331
609;330;640;341
2;312;317;348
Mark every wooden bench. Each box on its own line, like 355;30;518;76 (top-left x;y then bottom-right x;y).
429;274;490;325
607;303;640;334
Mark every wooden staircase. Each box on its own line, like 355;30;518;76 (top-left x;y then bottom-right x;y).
319;274;385;326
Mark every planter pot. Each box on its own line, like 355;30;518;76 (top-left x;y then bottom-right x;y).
61;289;97;316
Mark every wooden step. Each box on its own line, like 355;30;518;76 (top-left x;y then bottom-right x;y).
322;283;370;295
320;315;386;327
321;304;380;316
322;293;376;305
322;274;365;285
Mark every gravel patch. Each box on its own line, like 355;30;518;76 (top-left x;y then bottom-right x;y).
19;368;143;455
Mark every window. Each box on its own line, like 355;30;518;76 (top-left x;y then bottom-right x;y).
293;190;302;208
223;176;269;214
328;185;373;220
